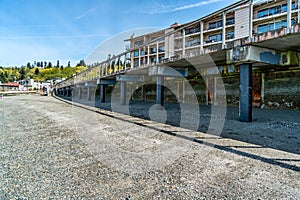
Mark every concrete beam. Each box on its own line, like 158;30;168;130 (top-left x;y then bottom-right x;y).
116;75;144;82
97;79;117;85
149;66;188;77
227;45;299;66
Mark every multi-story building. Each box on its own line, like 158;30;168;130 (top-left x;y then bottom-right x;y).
127;0;299;67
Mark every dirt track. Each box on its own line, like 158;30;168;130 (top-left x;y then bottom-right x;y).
0;95;299;199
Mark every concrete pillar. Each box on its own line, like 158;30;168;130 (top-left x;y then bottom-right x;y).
100;84;106;103
261;73;265;107
78;88;82;99
222;12;226;49
287;0;292;33
63;88;67;96
213;77;217;105
87;87;92;101
182;29;186;57
156;75;164;106
249;0;254;42
239;63;253;122
120;81;126;105
200;21;204;54
205;77;209;105
72;88;75;98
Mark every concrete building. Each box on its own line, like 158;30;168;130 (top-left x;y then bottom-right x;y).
56;0;300;122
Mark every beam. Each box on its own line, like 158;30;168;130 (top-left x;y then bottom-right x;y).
149;66;188;77
239;63;252;122
116;75;144;82
227;45;299;66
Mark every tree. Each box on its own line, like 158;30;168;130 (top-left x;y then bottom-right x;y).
37;62;40;68
60;65;64;70
34;68;40;75
76;59;86;67
41;61;43;68
56;60;60;68
48;62;52;68
27;62;31;69
19;67;26;80
44;61;47;68
67;61;71;68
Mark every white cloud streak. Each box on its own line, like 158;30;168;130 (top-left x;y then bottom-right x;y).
0;33;108;40
172;0;223;12
139;0;224;14
75;8;97;20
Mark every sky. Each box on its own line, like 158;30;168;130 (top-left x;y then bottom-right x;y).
0;0;239;67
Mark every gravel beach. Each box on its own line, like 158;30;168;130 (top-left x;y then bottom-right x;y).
0;94;299;199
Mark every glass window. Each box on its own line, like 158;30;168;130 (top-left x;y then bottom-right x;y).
257;24;269;34
282;4;287;12
226;18;235;25
292;2;297;10
282;20;287;28
258;9;269;18
269;23;275;31
134;51;139;57
226;31;234;40
275;21;281;29
269;6;281;15
208;20;222;29
151;48;157;54
209;34;222;42
158;46;165;52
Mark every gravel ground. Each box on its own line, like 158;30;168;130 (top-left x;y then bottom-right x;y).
0;94;299;199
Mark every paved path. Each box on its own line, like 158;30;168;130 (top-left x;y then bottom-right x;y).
0;95;299;199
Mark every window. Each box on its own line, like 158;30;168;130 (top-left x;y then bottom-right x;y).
269;6;281;15
133;51;139;57
282;4;287;12
158;46;165;52
208;20;223;29
185;27;200;35
208;34;222;42
150;57;157;63
226;31;234;40
257;24;269;34
258;9;269;18
186;38;200;47
226;17;235;25
150;48;157;54
292;2;297;10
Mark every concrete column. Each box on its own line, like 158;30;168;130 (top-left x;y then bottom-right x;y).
87;87;92;101
182;29;186;57
222;12;226;49
239;63;253;122
213;77;217;105
138;48;141;67
298;0;300;23
100;84;106;103
63;88;67;96
287;0;292;33
200;21;204;54
205;77;209;105
72;88;75;98
261;73;265;107
120;81;126;105
156;42;159;63
78;88;82;99
156;75;164;106
249;0;254;42
147;45;150;65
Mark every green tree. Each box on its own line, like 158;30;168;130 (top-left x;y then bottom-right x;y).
34;68;40;75
19;67;26;80
56;60;60;68
27;62;31;69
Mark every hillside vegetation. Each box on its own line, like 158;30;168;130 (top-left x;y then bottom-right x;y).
0;66;88;83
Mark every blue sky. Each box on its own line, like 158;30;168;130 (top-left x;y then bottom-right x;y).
0;0;238;67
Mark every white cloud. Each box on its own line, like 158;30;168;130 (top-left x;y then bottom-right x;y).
137;0;224;14
172;0;223;12
75;8;97;20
